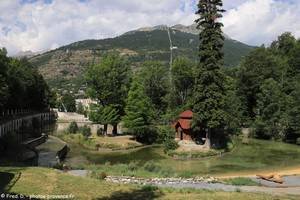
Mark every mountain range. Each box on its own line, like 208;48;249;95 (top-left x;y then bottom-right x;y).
28;24;255;93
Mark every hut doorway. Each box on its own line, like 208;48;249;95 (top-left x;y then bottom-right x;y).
180;130;183;140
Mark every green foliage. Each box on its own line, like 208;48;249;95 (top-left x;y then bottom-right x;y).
68;122;79;134
170;57;195;108
85;53;131;112
0;52;51;112
156;126;175;144
89;104;120;131
143;161;162;173
271;32;297;55
30;26;254;93
224;76;244;132
223;177;260;186
79;125;91;138
254;79;288;140
237;47;282;120
85;53;131;134
193;0;227;133
140;61;169;113
163;140;179;153
60;94;76;112
286;83;300;141
123;79;157;144
76;102;85;115
237;33;300;143
168;149;220;159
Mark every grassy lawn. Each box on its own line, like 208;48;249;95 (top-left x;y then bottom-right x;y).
223;177;261;186
59;134;143;151
63;138;300;178
0;167;297;200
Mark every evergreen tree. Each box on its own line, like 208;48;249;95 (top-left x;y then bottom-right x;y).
193;0;226;148
123;79;156;144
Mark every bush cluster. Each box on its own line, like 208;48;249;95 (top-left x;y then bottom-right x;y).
68;122;91;138
79;125;92;138
68;122;78;134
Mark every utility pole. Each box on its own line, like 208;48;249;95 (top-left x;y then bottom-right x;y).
167;27;178;86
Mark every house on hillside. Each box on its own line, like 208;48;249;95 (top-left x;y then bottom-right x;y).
75;98;97;111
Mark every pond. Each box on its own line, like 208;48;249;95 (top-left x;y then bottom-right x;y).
44;122;300;178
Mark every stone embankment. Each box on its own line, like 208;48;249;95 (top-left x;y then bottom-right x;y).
105;176;219;185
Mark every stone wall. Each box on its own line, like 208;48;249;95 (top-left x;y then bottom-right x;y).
0;112;56;138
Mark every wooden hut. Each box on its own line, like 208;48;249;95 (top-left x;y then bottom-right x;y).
173;110;194;141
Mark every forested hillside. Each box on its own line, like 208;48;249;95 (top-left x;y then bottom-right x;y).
28;25;253;92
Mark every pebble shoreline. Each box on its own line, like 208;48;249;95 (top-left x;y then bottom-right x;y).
105;176;219;185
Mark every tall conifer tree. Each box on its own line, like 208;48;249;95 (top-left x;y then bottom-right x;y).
193;0;226;148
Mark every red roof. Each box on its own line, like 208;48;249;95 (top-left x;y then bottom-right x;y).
179;110;193;119
177;118;192;130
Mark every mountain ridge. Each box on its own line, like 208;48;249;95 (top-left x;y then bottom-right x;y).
28;24;255;93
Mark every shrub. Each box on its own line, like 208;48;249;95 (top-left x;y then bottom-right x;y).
163;139;179;153
53;163;64;170
127;161;139;171
134;126;158;144
157;126;174;144
179;171;194;178
91;171;107;180
225;139;235;152
97;128;105;136
79;125;91;138
143;161;162;173
76;102;85;115
99;172;107;180
296;138;300;145
68;122;78;134
141;185;159;192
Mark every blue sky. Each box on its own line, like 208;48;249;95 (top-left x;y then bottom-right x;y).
0;0;300;55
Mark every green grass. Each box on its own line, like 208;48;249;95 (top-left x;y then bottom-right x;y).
0;167;296;200
59;133;143;151
223;177;261;186
63;138;300;178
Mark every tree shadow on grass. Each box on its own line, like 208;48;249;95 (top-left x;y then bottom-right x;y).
0;171;40;200
0;172;15;192
94;186;164;200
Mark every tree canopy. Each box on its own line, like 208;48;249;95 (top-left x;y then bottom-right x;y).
85;53;131;134
0;48;50;114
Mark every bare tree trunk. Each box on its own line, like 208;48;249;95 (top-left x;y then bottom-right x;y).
104;124;108;136
112;124;118;135
204;128;211;149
